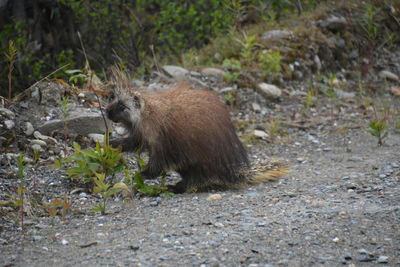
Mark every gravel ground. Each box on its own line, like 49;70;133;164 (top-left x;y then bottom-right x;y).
1;93;399;267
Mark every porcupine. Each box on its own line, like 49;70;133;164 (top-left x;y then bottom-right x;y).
106;83;289;193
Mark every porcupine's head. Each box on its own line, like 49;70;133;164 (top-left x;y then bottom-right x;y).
106;90;144;130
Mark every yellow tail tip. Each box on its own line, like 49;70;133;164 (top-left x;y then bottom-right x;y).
249;161;291;184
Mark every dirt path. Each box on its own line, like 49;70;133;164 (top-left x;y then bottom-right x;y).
1;107;399;266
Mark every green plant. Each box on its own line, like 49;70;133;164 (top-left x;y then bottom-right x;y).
65;69;91;86
223;58;241;83
258;50;281;78
123;153;170;197
5;40;17;100
236;33;257;65
92;173;129;215
63;139;125;185
268;119;285;138
368;107;389;147
305;88;317;109
359;4;381;44
13;153;27;230
368;119;389;146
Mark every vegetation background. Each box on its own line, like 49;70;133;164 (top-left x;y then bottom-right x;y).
0;0;321;97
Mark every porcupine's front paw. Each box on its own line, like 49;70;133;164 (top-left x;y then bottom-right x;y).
140;168;160;180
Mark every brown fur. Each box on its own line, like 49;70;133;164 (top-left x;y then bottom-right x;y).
106;83;288;193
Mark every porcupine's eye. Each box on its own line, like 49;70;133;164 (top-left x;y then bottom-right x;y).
133;95;141;109
117;101;127;111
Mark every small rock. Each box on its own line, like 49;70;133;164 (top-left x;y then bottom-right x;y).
390;86;400;96
24;122;35;136
358;248;372;255
257;83;282;99
33;235;43;241
296;157;307;163
377;256;389;263
0;108;15;119
314;55;322;71
31;144;43;152
251;103;261;113
33;131;58;145
261;30;293;40
207;194;222;201
4;120;15;130
321;16;347;32
61;239;69;245
38;113;107;135
391;162;399;168
219;87;235;93
88;133;104;144
162;65;189;80
214;222;224;228
336;89;355;99
379;70;399;81
253;130;269;140
201;68;225;78
30;139;47;147
357;254;375;262
332;237;339;242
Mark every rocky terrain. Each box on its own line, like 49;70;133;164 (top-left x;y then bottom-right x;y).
1;4;400;267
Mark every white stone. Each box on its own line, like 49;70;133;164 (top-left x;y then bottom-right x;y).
207;194;222;201
162;65;189;80
257;83;282;99
0;108;15;119
33;131;58;145
252;102;261;112
261;30;293;40
24;122;35;136
254;130;269;140
201;68;226;78
4;120;15;129
379;70;399;81
88;133;104;144
31;144;43;152
30;139;47;147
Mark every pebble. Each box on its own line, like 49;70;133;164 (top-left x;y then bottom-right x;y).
88;133;104;144
357;254;375;262
4;120;15;129
61;239;69;245
256;83;282;99
377;255;389;263
162;65;189;80
214;222;224;228
31;139;47;147
31;144;43;151
201;68;225;78
261;29;293;40
207;194;222;201
0;108;15;119
253;130;269;140
33;235;43;241
378;70;399;81
251;102;261;113
379;174;386;179
33;131;58;145
24;122;35;136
